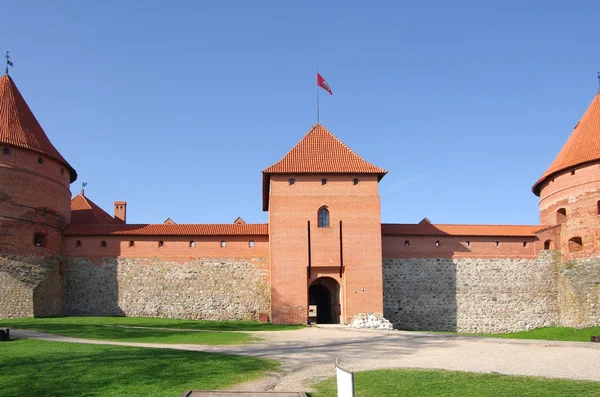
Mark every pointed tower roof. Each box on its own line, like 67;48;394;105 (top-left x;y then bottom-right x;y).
261;124;387;210
533;93;600;195
0;74;77;182
71;193;122;224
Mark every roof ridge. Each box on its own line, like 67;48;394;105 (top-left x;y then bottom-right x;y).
261;124;387;211
262;123;320;171
263;123;387;174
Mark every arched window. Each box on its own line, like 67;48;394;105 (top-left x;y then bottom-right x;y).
556;208;567;224
318;208;330;228
544;240;553;250
568;237;583;252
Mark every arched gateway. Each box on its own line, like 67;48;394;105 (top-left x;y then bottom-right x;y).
308;277;341;324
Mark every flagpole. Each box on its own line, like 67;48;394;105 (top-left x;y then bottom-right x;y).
316;69;320;124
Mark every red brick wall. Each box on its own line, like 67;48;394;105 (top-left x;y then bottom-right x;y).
63;235;269;260
0;146;72;256
268;174;383;324
382;235;537;259
538;163;600;260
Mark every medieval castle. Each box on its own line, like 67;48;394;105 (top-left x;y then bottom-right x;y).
1;72;599;332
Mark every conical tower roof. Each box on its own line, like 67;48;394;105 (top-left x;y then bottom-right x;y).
262;124;387;210
533;93;600;196
0;74;77;182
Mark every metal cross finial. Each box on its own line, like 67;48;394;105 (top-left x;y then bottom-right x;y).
5;51;12;75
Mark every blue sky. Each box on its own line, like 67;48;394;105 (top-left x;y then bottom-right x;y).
4;1;600;225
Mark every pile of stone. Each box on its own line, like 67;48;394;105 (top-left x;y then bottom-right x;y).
349;313;394;330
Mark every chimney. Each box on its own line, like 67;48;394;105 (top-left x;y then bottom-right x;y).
114;201;127;223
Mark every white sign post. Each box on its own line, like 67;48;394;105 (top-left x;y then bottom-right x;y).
335;356;355;397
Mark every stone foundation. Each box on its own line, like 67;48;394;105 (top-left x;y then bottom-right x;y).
65;257;270;321
557;255;600;328
0;255;65;318
383;251;560;333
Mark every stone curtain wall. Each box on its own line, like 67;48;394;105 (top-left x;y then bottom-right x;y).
66;258;270;320
383;251;560;333
0;255;64;318
558;255;600;328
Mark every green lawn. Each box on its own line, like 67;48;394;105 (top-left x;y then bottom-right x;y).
414;326;600;343
310;369;600;397
0;317;287;344
0;339;278;397
477;326;600;342
0;316;303;331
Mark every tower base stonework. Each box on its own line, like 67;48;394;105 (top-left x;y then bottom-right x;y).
0;255;65;318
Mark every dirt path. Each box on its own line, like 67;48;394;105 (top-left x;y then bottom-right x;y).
13;326;600;393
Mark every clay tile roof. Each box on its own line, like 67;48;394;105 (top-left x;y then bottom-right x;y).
533;93;600;195
71;194;123;225
63;223;269;236
382;223;541;237
262;124;387;210
0;74;77;182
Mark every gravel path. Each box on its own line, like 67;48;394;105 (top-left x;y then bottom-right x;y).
13;326;600;393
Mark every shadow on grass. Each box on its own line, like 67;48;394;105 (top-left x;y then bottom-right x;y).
0;339;277;397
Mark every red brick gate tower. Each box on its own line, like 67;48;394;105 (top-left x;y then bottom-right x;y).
533;89;600;259
263;124;387;324
0;74;77;256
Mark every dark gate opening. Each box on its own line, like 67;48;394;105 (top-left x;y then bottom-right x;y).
308;277;340;324
309;284;332;324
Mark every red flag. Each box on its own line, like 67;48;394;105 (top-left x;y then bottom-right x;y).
317;72;333;95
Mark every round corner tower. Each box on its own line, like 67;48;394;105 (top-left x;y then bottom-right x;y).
533;90;600;259
0;74;77;256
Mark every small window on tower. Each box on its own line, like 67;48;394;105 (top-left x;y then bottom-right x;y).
353;178;359;185
568;237;583;252
158;241;164;247
221;241;227;248
60;168;64;175
249;241;255;248
556;208;567;224
495;241;500;247
435;241;440;247
33;233;47;247
2;148;9;155
404;240;410;247
76;240;82;247
571;170;576;175
289;178;295;185
465;241;470;247
38;157;44;164
190;241;195;248
129;241;135;247
523;241;528;247
101;240;107;247
322;178;327;185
